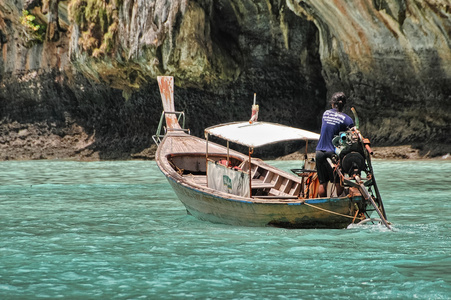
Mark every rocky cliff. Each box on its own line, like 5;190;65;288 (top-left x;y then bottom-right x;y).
0;0;450;160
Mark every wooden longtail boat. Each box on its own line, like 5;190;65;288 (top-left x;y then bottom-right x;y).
153;76;390;229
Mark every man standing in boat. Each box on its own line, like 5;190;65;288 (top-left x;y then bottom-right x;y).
316;92;354;197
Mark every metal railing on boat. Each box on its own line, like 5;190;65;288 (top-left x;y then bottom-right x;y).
152;111;190;145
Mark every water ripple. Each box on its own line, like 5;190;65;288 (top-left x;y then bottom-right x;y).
0;160;450;299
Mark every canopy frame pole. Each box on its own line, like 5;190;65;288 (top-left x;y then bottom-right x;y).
299;139;309;198
205;132;209;186
227;141;230;166
248;147;253;197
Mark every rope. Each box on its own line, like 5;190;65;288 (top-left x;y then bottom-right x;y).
169;160;184;175
301;199;365;221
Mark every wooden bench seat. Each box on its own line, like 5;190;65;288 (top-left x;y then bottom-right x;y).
251;179;275;189
184;174;207;186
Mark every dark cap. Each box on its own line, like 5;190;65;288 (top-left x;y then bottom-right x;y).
331;92;346;104
330;92;347;111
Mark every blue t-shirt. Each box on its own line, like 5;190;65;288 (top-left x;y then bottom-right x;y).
316;108;354;152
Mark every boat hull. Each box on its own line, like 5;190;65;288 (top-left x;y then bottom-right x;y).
153;76;380;229
165;175;364;229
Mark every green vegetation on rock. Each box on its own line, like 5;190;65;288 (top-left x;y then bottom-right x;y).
68;0;122;57
20;10;46;46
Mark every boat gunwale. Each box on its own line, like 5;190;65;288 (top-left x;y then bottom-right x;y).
156;132;364;205
161;163;362;206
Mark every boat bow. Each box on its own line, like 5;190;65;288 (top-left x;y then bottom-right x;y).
153;76;189;145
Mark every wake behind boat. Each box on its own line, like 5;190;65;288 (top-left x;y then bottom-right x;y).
153;76;390;229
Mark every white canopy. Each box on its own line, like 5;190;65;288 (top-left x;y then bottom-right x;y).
205;121;320;148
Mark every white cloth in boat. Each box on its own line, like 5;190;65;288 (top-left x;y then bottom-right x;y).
205;121;320;148
207;161;250;197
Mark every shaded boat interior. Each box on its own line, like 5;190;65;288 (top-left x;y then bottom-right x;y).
167;153;318;199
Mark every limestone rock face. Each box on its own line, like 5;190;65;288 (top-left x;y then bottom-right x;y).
287;0;451;146
0;0;450;159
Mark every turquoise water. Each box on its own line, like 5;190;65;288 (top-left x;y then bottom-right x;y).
0;160;450;299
